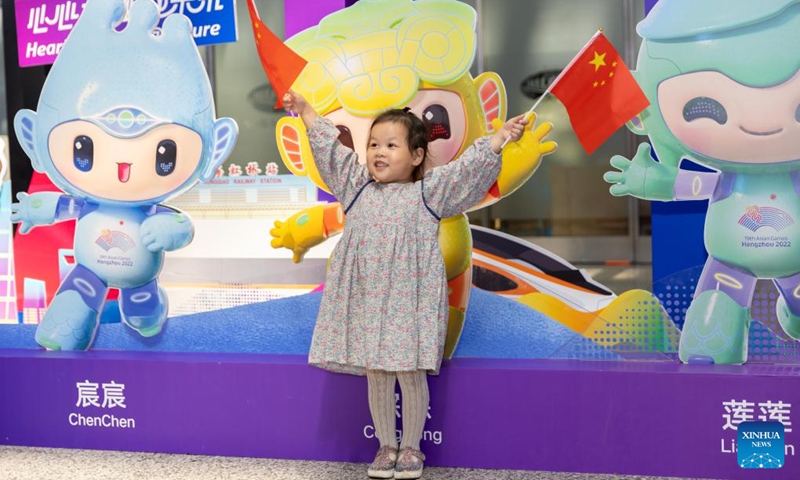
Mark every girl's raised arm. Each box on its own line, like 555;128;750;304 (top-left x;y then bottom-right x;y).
422;137;502;220
423;115;528;219
284;91;370;205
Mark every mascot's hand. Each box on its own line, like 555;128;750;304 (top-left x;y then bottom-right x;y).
604;143;677;200
141;212;194;252
492;114;557;195
270;206;328;263
10;192;61;234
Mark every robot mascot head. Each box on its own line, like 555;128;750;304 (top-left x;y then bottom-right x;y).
14;0;238;207
631;0;800;173
276;0;507;192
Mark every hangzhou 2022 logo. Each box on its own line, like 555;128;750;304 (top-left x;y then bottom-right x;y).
738;422;785;469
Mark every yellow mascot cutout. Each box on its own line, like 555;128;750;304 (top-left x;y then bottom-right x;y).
271;0;555;357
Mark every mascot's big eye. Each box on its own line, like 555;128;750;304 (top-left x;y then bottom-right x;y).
155;140;177;176
73;135;94;172
336;125;354;150
422;104;451;141
683;97;728;125
795;103;800;122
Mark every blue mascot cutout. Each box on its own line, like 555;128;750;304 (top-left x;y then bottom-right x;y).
11;0;238;350
604;0;800;364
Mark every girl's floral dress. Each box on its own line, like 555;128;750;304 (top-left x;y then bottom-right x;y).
307;117;501;375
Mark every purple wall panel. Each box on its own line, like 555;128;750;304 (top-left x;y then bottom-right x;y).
2;350;799;479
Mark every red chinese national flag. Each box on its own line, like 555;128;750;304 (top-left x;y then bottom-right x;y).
550;32;649;155
246;0;307;109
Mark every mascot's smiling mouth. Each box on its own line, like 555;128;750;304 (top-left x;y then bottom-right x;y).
739;126;784;136
118;163;131;183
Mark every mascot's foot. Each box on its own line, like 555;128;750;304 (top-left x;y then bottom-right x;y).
678;290;750;365
776;296;800;340
34;291;99;351
121;286;168;338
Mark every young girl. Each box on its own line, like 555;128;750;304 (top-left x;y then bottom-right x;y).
283;90;552;479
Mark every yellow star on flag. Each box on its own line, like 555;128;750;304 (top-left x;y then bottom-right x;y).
589;51;607;72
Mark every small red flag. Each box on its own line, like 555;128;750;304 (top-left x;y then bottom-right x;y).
550;32;649;155
246;0;307;109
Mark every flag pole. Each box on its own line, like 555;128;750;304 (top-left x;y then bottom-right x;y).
501;28;604;149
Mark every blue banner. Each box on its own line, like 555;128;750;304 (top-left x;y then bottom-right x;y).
153;0;238;46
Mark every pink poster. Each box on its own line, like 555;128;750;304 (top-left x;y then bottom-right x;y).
284;0;344;37
15;0;89;68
